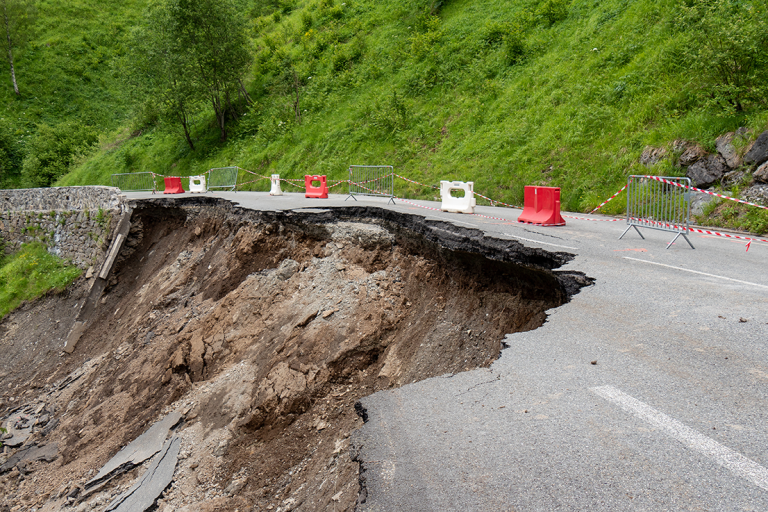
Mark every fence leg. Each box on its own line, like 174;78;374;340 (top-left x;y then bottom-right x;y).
619;224;644;240
388;197;395;205
346;194;358;201
666;232;695;250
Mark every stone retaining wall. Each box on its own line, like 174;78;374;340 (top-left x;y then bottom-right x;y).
0;187;126;269
0;186;124;212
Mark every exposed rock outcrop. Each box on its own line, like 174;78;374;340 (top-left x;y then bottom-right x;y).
745;130;768;167
686;154;728;188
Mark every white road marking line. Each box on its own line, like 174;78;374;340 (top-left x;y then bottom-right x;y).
623;257;768;290
592;385;768;492
503;233;578;250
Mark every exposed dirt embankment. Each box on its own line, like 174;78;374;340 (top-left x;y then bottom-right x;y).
0;199;591;512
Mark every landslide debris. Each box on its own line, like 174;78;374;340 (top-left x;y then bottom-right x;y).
0;200;590;512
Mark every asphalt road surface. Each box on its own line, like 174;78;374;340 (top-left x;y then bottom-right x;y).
128;190;768;511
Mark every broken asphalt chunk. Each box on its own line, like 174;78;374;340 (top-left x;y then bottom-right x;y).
0;443;59;474
105;436;181;512
85;411;182;490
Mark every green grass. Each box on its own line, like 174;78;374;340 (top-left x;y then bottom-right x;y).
696;201;768;235
0;243;82;320
3;0;768;220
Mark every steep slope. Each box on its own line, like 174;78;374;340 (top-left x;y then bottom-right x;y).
0;200;590;511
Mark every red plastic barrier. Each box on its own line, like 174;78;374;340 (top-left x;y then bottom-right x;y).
517;186;565;226
304;175;329;199
163;177;185;194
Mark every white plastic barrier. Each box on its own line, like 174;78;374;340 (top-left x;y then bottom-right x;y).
270;174;283;196
440;180;476;214
189;175;207;193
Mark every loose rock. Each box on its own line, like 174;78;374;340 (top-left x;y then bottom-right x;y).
740;184;768;206
744;130;768;167
754;161;768;184
715;132;743;169
678;143;707;166
687;154;728;188
640;146;666;167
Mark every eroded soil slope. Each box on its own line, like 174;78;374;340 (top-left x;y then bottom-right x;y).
0;201;589;512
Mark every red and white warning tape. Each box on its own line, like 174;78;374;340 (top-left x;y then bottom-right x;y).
328;180;348;189
394;174;440;190
686;227;768;251
281;180;305;189
589;185;627;214
642;175;768;211
235;177;269;187
234;167;270;180
473;191;521;209
153;173;186;179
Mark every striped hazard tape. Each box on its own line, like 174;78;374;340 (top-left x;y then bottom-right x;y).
643;175;768;211
394;174;439;190
687;227;768;252
589;185;627;214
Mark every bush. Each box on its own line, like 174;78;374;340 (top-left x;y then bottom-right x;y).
536;0;569;26
21;123;98;187
301;11;313;31
481;21;511;46
677;0;768;112
0;122;24;188
504;24;528;65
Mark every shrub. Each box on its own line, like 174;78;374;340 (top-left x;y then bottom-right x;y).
301;11;313;31
0;122;24;188
21;123;98;187
677;0;768;112
504;24;528;65
536;0;569;26
481;21;511;46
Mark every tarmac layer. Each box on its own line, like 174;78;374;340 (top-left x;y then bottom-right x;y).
119;191;768;510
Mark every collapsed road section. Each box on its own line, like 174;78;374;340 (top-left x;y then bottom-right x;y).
0;197;592;512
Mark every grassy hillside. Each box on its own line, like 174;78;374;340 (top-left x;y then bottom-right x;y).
0;0;144;188
4;0;768;217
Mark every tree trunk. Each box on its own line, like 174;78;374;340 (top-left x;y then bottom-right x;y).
238;79;252;105
179;109;195;151
211;94;227;141
2;1;19;95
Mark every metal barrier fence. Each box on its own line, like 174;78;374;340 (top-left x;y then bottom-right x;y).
208;167;238;191
620;175;694;249
347;165;395;204
111;172;156;193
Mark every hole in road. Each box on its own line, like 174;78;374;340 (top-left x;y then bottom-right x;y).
2;203;591;512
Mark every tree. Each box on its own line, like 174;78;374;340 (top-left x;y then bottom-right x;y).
169;0;252;142
124;1;203;151
126;0;252;146
1;0;35;96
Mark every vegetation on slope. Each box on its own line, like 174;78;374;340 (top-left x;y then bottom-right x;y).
0;242;82;319
2;0;768;219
